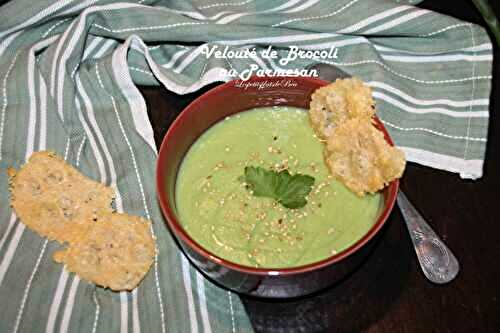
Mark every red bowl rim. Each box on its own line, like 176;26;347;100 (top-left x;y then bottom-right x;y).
156;75;399;276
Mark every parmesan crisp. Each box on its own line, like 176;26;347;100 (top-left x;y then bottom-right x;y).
8;151;114;244
325;118;406;196
309;78;405;195
53;213;155;291
8;150;155;291
309;77;375;139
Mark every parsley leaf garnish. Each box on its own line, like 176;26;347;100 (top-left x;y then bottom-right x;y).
242;166;315;209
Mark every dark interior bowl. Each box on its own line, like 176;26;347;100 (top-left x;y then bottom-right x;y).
156;76;399;298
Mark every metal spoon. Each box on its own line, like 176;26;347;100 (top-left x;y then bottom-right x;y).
306;63;460;284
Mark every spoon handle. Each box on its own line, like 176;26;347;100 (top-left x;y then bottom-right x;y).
397;191;460;284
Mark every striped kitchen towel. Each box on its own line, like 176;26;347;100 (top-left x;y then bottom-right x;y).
0;0;493;332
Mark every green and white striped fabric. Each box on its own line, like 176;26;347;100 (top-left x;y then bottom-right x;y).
0;0;493;332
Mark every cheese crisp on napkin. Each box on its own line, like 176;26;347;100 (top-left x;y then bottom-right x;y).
8;151;155;291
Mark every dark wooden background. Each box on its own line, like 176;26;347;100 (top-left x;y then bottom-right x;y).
138;1;500;332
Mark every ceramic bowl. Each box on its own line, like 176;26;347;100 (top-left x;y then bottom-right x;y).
156;76;398;298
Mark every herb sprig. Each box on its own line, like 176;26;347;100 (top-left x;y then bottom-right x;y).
241;166;315;209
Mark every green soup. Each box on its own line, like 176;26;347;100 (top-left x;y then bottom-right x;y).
175;107;382;268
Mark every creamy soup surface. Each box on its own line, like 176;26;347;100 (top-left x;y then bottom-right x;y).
175;106;382;268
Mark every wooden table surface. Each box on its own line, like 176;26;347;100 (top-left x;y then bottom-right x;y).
138;1;500;332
